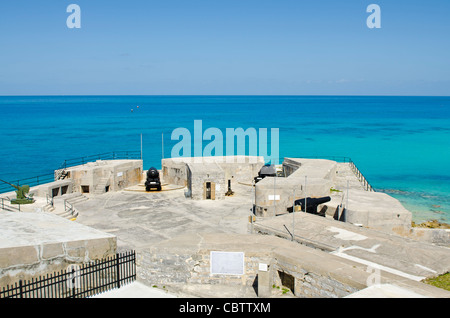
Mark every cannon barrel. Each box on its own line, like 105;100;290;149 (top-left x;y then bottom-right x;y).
145;167;161;191
254;164;276;184
0;179;19;190
293;196;331;214
147;168;159;178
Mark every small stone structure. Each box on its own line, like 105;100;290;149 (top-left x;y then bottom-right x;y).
31;179;74;198
162;156;265;200
255;158;337;217
187;163;226;200
254;157;414;235
63;159;142;195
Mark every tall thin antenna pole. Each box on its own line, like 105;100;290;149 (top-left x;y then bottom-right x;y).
140;133;143;160
162;132;164;160
292;188;295;241
273;166;276;218
346;179;349;223
304;176;307;214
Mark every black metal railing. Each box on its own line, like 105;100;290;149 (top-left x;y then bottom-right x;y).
276;156;375;192
348;159;374;192
0;151;141;195
0;250;136;298
57;151;141;170
64;199;76;217
0;197;21;212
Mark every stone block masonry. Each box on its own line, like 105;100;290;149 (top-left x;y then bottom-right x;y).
136;233;368;298
136;232;450;298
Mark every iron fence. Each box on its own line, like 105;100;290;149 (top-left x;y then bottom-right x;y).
0;250;136;298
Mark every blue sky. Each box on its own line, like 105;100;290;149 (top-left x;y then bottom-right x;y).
0;0;449;95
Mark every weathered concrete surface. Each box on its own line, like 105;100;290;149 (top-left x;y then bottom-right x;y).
0;212;116;286
75;184;255;252
252;212;450;280
161;156;264;190
72;186;450;298
66;159;143;194
255;158;337;216
91;281;177;298
343;189;413;234
138;232;450;298
254;159;415;236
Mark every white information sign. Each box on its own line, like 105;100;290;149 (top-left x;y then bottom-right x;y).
268;195;280;201
210;251;244;275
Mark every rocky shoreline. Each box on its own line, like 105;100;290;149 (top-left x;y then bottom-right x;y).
412;219;450;229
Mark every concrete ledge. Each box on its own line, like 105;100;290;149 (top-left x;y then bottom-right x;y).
0;212;116;286
137;232;450;298
252;213;450;280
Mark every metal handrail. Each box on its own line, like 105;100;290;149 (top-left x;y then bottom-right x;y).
276;156;375;192
348;159;375;192
64;199;75;216
0;197;21;212
0;151;141;194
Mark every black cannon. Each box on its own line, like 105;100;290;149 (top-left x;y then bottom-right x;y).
254;164;276;184
287;196;331;216
145;167;161;191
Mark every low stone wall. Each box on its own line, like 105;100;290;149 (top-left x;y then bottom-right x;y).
272;258;359;297
137;232;450;298
136;233;367;298
0;213;117;287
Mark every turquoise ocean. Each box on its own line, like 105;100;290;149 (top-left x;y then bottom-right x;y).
0;95;449;224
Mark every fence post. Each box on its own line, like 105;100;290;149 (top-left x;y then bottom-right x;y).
71;268;76;298
116;253;121;289
19;280;23;298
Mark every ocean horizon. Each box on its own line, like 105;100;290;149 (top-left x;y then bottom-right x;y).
0;95;449;224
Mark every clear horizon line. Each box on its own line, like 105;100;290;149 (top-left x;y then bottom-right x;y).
1;94;450;98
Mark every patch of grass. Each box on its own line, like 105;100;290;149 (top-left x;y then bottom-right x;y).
423;272;450;291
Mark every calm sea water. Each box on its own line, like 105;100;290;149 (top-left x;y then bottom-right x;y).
0;95;449;223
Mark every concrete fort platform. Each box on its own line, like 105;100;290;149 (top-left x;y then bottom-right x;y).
71;187;450;298
0;212;116;286
137;232;450;298
252;213;450;282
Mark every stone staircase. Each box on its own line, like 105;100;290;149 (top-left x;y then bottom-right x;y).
43;192;89;220
93;173;111;195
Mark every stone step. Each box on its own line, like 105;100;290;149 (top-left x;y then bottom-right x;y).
66;195;88;205
93;178;110;195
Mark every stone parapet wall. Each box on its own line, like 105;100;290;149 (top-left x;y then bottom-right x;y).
0;213;117;287
136;233;450;298
136;233;371;298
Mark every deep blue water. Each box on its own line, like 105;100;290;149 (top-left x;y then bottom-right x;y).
0;95;449;223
